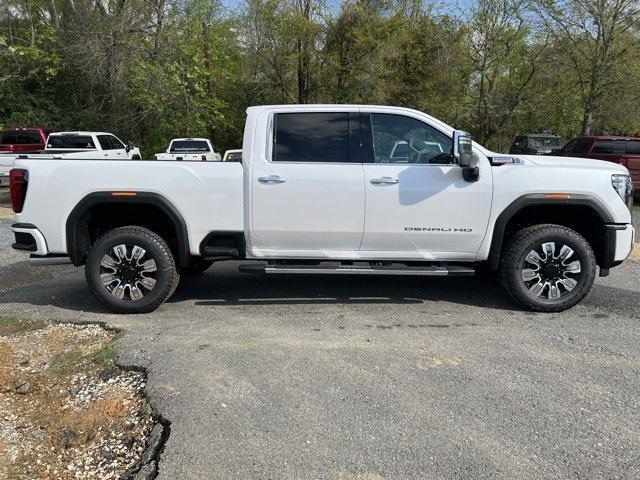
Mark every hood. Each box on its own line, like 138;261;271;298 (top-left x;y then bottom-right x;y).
522;154;629;174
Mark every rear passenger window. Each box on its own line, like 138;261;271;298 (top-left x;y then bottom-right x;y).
593;140;625;154
273;113;351;163
626;141;640;154
97;135;111;150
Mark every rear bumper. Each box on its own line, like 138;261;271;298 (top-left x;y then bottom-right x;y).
602;224;635;268
11;223;49;256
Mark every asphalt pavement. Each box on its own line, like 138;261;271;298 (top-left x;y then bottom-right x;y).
0;211;638;480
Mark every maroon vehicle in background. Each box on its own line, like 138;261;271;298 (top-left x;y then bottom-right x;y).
0;127;53;153
553;136;640;193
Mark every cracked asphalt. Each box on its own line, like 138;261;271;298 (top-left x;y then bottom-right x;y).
0;201;639;479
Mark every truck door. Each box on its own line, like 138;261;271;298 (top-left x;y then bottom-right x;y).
250;111;365;253
360;112;493;258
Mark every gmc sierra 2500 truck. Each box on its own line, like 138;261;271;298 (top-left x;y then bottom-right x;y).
10;105;635;313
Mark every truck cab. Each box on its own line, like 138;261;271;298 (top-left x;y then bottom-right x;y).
9;105;635;314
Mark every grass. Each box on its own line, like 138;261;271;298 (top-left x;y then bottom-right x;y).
0;316;46;336
91;342;119;368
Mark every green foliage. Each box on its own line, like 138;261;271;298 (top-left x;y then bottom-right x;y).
0;0;638;154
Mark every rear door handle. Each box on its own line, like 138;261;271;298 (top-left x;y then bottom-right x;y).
370;177;398;185
258;175;286;184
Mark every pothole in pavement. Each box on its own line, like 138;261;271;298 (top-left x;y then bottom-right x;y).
0;316;170;479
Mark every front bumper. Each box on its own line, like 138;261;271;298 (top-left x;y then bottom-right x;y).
11;223;49;255
602;223;635;269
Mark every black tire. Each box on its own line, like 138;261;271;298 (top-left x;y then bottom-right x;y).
498;224;596;312
85;226;179;314
132;155;141;160
180;258;214;276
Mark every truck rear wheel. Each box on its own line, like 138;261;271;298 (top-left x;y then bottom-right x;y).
85;226;180;314
499;224;596;312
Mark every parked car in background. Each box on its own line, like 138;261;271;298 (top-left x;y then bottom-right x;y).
44;132;141;159
552;136;640;192
509;134;565;155
0;127;53;154
154;138;221;161
222;149;242;162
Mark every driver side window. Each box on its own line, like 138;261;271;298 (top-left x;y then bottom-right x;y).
369;113;452;164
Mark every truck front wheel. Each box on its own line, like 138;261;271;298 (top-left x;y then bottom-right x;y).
85;226;180;313
499;224;596;312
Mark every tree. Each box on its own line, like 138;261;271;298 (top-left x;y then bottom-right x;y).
535;0;640;134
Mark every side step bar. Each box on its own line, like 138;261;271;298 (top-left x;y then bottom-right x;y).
202;246;240;259
240;263;475;276
29;255;72;266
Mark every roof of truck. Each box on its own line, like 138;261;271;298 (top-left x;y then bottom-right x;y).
49;131;113;136
170;138;210;142
245;104;492;155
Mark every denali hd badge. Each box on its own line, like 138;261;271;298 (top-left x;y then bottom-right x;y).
405;227;472;232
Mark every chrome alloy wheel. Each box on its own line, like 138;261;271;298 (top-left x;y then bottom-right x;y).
99;244;157;301
521;242;582;300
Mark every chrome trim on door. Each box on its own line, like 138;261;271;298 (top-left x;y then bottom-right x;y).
370;177;398;185
258;175;286;184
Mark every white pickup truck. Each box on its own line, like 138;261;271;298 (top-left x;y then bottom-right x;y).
9;105;635;313
43;132;142;159
154;138;221;161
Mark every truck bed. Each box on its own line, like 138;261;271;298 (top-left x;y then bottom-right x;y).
13;158;243;255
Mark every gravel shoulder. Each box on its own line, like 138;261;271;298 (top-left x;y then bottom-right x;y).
0;318;154;479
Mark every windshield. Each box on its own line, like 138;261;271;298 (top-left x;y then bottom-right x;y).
170;140;210;152
528;136;564;150
0;130;42;144
47;135;96;149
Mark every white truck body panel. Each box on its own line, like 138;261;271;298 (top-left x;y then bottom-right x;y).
14;159;243;255
10;105;634;266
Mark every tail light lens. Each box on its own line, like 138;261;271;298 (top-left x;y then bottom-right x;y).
9;168;28;213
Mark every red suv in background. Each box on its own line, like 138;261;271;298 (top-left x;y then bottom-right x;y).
553;136;640;191
0;127;53;153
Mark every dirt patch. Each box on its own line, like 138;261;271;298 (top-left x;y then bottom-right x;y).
0;317;159;479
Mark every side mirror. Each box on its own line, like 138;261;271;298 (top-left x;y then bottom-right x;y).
125;141;134;153
453;130;479;182
453;130;473;167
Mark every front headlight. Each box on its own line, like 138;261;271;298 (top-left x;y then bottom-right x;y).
611;174;633;207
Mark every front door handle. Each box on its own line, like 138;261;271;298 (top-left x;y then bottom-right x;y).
370;177;398;185
258;175;286;184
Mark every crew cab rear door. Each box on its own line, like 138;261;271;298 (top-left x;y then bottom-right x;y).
359;111;493;258
250;110;365;253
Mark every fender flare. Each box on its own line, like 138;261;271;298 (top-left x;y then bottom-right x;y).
65;192;190;267
486;193;614;271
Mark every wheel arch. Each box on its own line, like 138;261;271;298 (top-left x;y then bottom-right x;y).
487;194;615;271
66;192;190;268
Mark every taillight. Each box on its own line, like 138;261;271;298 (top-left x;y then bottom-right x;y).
9;168;28;213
